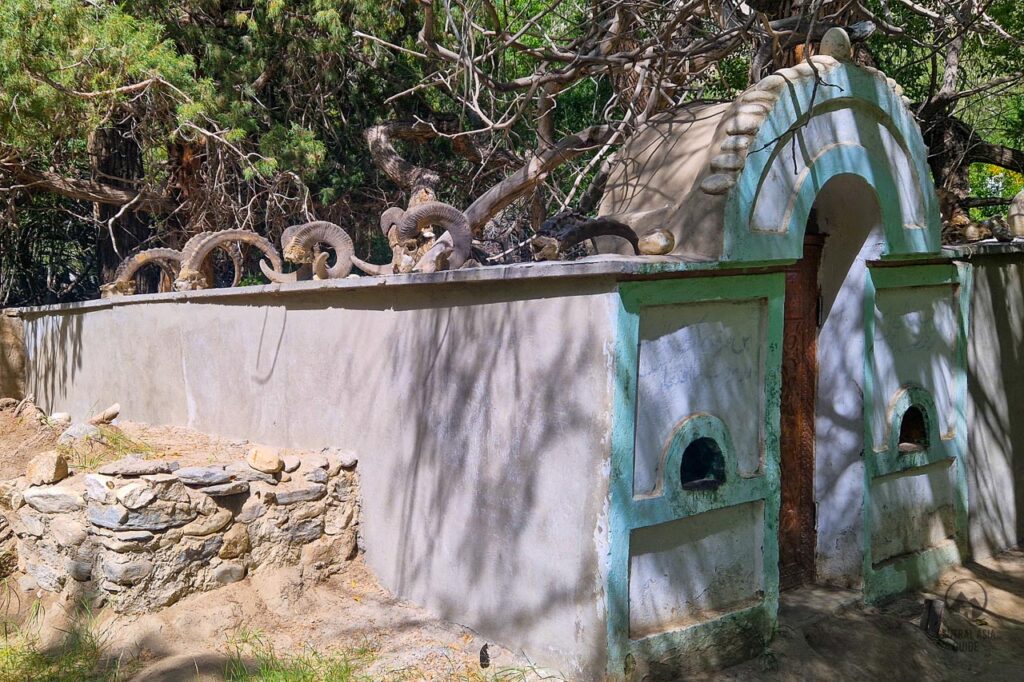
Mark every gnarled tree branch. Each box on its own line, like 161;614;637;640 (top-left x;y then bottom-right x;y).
464;125;614;233
0;156;171;214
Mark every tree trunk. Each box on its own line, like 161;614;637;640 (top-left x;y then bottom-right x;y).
90;124;150;283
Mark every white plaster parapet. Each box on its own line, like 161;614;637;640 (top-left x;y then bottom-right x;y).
4;255;732;316
944;240;1024;258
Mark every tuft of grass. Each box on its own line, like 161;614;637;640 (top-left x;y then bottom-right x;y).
224;629;375;681
58;426;156;472
0;599;130;682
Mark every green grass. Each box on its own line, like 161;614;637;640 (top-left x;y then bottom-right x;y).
56;425;155;472
0;614;554;682
224;629;375;681
0;600;129;682
221;630;555;682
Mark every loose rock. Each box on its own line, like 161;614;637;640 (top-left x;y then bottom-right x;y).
58;422;104;446
219;523;251;559
27;451;69;485
282;455;301;473
268;483;326;506
175;466;232;487
87;403;120;425
98;456;177;477
23;485;84;514
199;481;249;497
115;482;156;510
181;509;232;537
246;446;284;474
638;228;675;256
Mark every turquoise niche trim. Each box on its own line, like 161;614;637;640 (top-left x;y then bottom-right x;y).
861;263;968;604
607;274;784;679
723;63;942;263
874;385;948;478
632;414;767;525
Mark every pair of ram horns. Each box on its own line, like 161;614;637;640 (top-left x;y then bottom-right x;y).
100;239;248;298
351;201;474;275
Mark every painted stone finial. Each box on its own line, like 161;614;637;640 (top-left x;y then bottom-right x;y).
1009;189;1024;238
638;228;675;255
820;27;853;61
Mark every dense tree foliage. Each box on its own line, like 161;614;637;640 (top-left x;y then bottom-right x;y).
1;1;1022;305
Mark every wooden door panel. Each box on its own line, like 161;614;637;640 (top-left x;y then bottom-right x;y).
779;236;824;590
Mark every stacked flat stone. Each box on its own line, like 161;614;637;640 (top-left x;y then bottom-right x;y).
0;446;360;613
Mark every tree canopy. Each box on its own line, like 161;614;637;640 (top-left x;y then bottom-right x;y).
1;1;1022;305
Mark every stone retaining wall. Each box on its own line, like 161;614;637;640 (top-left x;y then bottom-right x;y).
0;446;360;612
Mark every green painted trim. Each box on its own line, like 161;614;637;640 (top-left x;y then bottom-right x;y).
631;414;767;521
861;265;969;603
868;541;962;602
619;274;783;309
953;262;974;560
860;271;878;591
629;603;773;677
869;264;958;290
723;63;942;263
607;274;784;679
872;386;948;477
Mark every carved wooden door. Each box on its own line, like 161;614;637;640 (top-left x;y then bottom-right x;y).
778;234;824;590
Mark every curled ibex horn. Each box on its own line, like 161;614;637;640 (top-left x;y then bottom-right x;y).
350;255;392;276
263;221;355;282
396;202;472;270
379;207;405;236
176;230;282;291
261;259;300;283
102;248;183;297
283;221;354;279
312;252;330;280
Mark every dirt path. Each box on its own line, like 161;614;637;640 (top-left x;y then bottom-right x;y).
21;558;545;681
712;549;1024;682
101;548;1024;681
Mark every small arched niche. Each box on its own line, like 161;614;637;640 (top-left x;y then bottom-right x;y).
897;404;929;453
680;437;726;491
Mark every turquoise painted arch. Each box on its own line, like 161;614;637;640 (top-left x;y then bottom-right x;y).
722;62;942;262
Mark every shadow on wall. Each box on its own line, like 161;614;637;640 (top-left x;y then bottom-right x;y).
807;173;962;588
19;311;84;409
21;279;615;675
260;279;615;677
812;174;884;586
968;259;1024;558
0;315;27;399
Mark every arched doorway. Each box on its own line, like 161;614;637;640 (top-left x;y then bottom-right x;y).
779;175;886;589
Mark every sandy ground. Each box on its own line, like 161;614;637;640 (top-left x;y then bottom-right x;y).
0;400;60;480
41;548;1023;682
32;560;537;681
4;405;1024;680
710;550;1024;681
